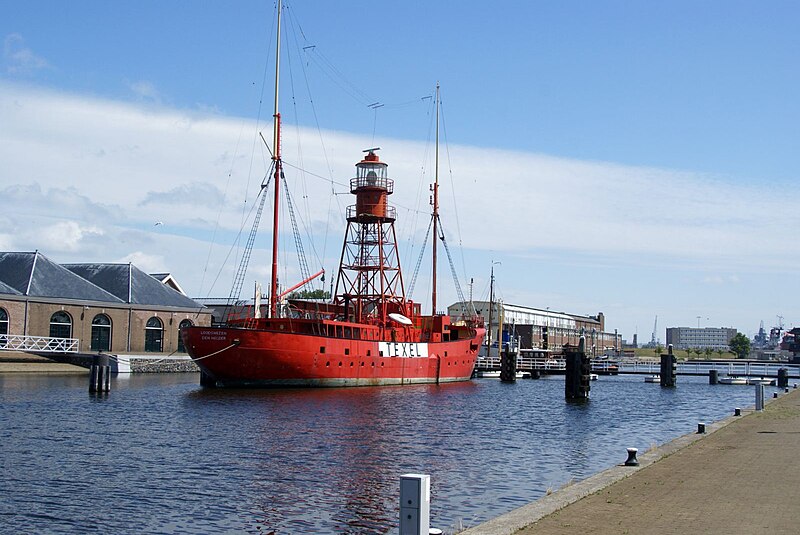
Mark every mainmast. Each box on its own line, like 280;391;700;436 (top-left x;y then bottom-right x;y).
269;0;282;318
431;83;440;316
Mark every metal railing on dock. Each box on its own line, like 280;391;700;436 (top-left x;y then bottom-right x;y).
0;334;80;353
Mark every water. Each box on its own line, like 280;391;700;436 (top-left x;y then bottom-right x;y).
0;373;763;534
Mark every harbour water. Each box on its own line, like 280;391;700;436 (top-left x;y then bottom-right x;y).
0;373;764;534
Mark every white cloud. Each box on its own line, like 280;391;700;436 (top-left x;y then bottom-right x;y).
3;33;50;74
0;81;796;337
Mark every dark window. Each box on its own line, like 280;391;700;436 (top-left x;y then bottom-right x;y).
145;316;163;352
49;311;72;339
177;319;193;352
0;308;7;348
91;314;112;352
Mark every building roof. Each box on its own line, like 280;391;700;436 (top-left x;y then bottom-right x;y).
63;263;202;309
0;279;21;295
0;251;123;302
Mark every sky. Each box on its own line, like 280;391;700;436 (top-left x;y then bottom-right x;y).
1;0;798;342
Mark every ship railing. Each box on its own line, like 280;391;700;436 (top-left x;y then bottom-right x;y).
0;334;80;353
350;176;394;193
346;205;397;220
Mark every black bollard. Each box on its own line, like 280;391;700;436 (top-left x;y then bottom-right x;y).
697;422;706;434
709;369;719;385
500;343;517;383
660;344;677;387
734;407;741;416
89;353;111;393
777;368;789;388
565;336;591;400
624;447;639;466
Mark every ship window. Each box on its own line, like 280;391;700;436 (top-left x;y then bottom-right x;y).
345;348;350;355
320;346;326;354
344;327;352;338
176;319;193;352
444;351;448;356
325;361;330;367
49;311;72;339
145;316;163;352
379;351;384;356
366;350;371;356
90;314;112;352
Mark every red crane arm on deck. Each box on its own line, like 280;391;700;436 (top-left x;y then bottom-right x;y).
278;269;325;299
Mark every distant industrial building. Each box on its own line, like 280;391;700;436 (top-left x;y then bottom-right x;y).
0;251;211;354
665;327;738;350
448;301;621;357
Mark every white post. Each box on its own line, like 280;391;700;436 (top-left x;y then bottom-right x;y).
400;474;430;535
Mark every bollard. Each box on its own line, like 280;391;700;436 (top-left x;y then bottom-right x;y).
400;474;430;535
786;387;790;393
755;384;765;412
777;368;789;388
429;530;443;535
697;422;706;434
624;447;639;466
89;353;111;393
795;384;798;389
734;407;741;416
773;392;778;398
709;369;718;385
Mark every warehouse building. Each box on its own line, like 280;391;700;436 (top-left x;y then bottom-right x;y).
0;251;211;354
448;300;621;357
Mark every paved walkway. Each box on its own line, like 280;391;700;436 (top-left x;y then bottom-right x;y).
462;387;800;535
0;351;86;373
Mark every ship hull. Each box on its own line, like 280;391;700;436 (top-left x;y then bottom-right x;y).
183;324;483;387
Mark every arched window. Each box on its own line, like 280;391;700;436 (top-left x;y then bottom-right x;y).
91;314;112;352
177;319;193;353
49;311;72;339
145;316;163;352
0;308;8;348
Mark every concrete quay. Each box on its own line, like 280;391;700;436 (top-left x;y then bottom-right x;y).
0;350;86;373
461;388;800;535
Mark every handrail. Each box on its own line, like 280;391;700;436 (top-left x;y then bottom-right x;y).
0;334;80;353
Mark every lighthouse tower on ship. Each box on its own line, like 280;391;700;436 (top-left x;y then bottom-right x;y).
334;148;410;324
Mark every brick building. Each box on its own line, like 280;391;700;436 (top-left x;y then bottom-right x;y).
0;251;211;354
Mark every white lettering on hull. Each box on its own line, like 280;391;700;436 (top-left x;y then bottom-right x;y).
378;341;429;358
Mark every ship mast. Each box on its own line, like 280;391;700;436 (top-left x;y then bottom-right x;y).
269;0;282;318
431;83;440;316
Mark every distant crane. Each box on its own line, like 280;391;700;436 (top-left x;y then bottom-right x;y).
650;315;658;346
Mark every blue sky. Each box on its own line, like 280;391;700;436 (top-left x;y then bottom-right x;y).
1;1;798;341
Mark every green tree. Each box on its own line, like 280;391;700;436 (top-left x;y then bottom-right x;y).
693;347;703;358
704;347;714;359
729;333;751;359
288;289;331;300
655;344;664;356
684;347;693;359
716;348;725;359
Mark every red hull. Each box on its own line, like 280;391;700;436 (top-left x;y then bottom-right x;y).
183;320;484;387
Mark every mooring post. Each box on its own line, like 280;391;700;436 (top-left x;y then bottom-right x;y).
777;368;789;388
89;353;110;393
400;474;430;535
565;336;590;400
660;344;676;387
755;384;765;412
734;407;741;416
709;369;718;385
500;342;517;383
697;422;706;434
624;447;639;466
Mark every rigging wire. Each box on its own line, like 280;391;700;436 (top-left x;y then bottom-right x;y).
440;98;471;286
